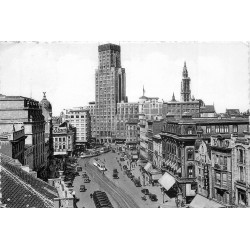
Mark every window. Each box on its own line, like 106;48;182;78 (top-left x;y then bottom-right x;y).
187;148;194;161
222;173;227;186
238;149;244;163
216;173;221;185
188;166;194;178
187;128;192;135
206;126;211;134
220;126;224;133
233;125;238;133
224;156;227;166
239;166;245;182
224;125;229;133
215;126;220;133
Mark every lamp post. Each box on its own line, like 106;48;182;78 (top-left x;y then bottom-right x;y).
161;187;165;204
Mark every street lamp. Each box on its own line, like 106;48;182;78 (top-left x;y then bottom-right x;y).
161;187;165;204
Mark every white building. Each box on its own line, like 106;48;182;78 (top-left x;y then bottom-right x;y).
63;107;91;151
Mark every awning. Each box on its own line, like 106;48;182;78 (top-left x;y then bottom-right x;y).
189;194;225;208
158;172;176;191
144;162;152;172
53;152;67;155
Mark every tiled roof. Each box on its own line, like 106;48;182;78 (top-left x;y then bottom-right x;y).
1;155;58;208
200;105;215;113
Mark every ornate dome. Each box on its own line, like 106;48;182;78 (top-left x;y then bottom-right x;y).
40;92;52;111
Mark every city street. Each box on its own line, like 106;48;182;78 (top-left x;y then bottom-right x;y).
73;151;176;208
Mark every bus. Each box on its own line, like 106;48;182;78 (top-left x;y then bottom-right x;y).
93;160;106;171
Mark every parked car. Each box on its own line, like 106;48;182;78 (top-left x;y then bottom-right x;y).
113;169;118;174
134;178;141;187
113;173;119;179
77;167;83;172
82;173;89;178
141;189;150;195
84;178;91;183
120;157;125;161
149;193;158;201
79;185;86;192
65;181;73;187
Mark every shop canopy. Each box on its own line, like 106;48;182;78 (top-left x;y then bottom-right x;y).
158;172;176;191
189;194;225;208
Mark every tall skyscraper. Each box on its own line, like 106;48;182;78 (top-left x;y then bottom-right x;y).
95;43;127;143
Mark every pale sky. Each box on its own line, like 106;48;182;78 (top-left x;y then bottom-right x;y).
0;42;248;115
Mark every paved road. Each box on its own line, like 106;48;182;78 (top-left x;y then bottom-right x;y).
78;158;139;208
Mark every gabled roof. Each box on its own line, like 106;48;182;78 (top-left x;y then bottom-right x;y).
1;155;58;208
200;105;215;113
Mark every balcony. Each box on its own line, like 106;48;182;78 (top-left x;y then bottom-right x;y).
214;164;227;171
236;179;246;186
214;183;228;190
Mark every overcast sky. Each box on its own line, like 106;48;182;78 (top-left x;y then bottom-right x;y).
0;42;248;115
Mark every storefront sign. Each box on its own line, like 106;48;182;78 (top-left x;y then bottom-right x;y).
53;127;67;134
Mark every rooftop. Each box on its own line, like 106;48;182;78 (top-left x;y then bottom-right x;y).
0;154;58;208
200;105;215;113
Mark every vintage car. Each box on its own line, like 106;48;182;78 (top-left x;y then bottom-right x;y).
79;185;86;192
141;189;150;195
149;193;158;201
84;178;91;183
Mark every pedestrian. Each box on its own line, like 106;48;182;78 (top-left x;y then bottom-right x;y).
90;193;93;199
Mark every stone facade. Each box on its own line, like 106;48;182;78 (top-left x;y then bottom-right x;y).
231;133;250;207
0;128;26;165
125;118;139;145
0;95;46;178
87;101;96;140
115;102;139;141
64;107;91;151
52;121;76;156
160;116;249;204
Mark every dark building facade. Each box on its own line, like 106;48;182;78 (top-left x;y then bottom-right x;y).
160;116;249;205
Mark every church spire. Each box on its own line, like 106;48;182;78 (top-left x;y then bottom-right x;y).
182;61;188;78
143;85;145;96
172;92;176;101
180;61;191;102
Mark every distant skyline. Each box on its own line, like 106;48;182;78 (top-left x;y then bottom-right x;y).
0;42;248;115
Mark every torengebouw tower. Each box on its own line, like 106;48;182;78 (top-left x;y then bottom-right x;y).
95;43;127;144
